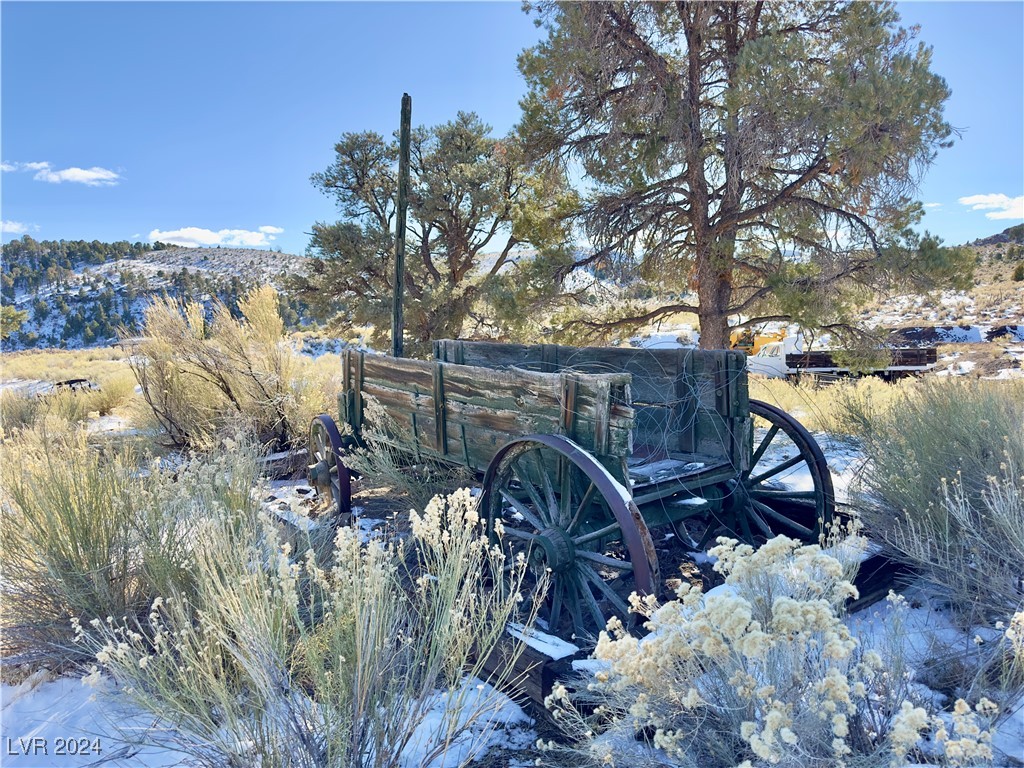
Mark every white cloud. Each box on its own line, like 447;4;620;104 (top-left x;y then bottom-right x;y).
923;202;942;209
1;220;30;235
1;160;120;186
958;193;1024;221
149;226;283;248
32;162;120;186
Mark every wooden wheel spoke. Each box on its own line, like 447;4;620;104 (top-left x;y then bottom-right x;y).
745;424;780;476
751;499;814;538
533;453;559;522
567;581;585;634
549;581;564;631
568;481;597;534
570;571;606;634
578;563;630;617
498;489;546;531
573;521;620;547
557;464;573;528
501;526;538;542
511;459;548;523
738;505;754;542
576;550;633;572
747;454;804;486
744;504;774;538
750;488;818;500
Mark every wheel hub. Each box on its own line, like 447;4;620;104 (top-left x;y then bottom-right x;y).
722;478;750;515
308;458;332;488
533;527;576;573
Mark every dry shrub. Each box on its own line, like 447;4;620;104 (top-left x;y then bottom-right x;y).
0;423;259;664
82;489;538;768
128;286;333;451
842;379;1024;622
543;537;1002;768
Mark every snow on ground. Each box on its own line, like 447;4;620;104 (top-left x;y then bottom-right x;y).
0;673;190;767
848;586;1024;766
630;324;699;348
935;359;977;377
401;679;535;768
0;672;535;768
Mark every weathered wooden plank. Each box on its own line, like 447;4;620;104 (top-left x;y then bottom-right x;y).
359;375;631;463
353;351;364;433
361;354;434;392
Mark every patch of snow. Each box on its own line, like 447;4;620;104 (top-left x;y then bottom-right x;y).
982;368;1024;380
86;415;134;434
506;623;580;661
935;360;977;377
0;674;190;767
400;677;534;768
571;658;611;676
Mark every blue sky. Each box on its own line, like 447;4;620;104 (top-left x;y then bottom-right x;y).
1;1;1022;255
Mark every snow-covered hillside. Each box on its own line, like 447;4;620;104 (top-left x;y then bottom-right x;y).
4;247;308;350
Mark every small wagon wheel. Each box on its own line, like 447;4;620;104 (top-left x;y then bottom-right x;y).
481;434;659;644
307;414;352;519
713;399;835;546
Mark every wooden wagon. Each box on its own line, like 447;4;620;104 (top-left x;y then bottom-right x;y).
308;340;835;641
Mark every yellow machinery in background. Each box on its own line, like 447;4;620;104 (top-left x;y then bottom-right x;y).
730;328;787;355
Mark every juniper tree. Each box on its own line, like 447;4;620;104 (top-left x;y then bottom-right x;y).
293;112;575;354
518;1;971;348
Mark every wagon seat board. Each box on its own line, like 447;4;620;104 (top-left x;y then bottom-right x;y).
431;340;753;490
337;347;634;479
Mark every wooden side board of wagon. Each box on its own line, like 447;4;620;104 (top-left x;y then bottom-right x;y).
307;340;836;645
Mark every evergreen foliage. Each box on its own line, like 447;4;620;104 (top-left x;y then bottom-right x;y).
291;112;575;355
517;1;968;348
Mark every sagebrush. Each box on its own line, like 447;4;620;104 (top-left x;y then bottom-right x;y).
127;285;335;451
542;536;1004;768
83;488;540;768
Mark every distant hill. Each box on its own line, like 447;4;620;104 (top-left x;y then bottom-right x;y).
970;224;1024;247
1;237;310;350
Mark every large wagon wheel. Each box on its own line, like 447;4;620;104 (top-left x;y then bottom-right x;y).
307;414;352;518
481;435;659;644
712;399;835;546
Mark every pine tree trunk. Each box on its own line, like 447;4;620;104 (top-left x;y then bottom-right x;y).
695;252;733;350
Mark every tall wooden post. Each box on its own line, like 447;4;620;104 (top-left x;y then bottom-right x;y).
392;93;412;358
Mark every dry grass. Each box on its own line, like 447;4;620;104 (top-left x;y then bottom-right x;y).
843;377;1024;625
0;346;131;382
0;370;138;433
748;375;914;434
